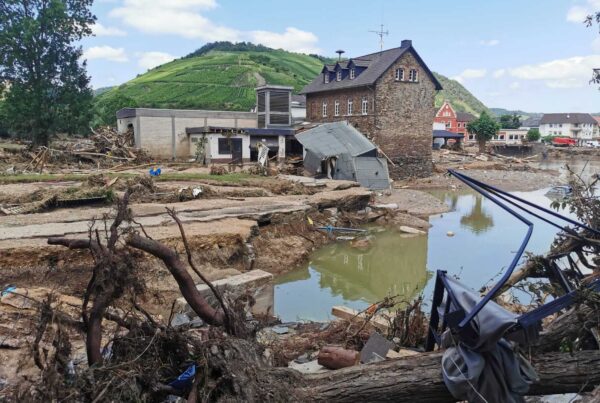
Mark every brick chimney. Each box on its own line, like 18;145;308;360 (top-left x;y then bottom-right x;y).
401;39;412;48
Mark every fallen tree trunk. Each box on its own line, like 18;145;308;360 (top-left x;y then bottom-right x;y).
535;304;598;353
298;350;600;402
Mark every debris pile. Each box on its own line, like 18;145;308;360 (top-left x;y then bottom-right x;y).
70;126;150;163
433;148;540;172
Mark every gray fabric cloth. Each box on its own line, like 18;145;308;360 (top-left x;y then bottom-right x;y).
440;276;538;403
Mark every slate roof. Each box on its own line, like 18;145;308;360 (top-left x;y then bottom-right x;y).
291;94;306;106
540;113;597;125
521;117;541;127
295;121;376;158
456;112;476;122
301;41;442;94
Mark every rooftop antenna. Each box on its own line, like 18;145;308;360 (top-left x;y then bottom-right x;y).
369;24;389;52
335;49;345;61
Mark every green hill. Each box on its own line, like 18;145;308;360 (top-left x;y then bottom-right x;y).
94;42;489;124
96;43;327;113
434;73;489;116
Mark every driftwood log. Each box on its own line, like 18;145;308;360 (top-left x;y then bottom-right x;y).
297;350;600;402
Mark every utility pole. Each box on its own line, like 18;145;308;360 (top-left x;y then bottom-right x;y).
369;24;389;52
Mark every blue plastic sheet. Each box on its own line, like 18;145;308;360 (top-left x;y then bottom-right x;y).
169;364;196;390
1;285;16;297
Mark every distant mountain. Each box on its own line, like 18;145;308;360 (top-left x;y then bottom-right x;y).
93;86;114;97
434;73;489;116
93;42;490;122
489;107;543;120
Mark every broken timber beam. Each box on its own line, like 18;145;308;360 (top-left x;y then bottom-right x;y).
298;350;600;402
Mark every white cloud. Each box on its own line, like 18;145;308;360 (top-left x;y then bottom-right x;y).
138;51;176;70
566;0;598;23
250;27;320;54
83;46;128;62
509;81;521;90
452;68;487;83
567;5;590;22
92;22;127;37
493;69;506;78
480;39;500;46
508;55;600;88
109;0;321;54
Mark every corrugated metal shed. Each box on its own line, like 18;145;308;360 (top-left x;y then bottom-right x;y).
295;121;390;190
353;157;390;190
296;121;376;158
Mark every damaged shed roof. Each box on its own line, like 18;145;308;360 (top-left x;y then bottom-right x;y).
295;121;376;159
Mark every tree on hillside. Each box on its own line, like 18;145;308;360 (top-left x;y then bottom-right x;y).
499;113;521;129
91;92;138;128
527;128;541;142
0;0;95;145
467;111;500;153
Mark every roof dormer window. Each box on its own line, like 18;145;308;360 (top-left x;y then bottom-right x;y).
324;73;329;84
336;71;342;81
350;68;355;80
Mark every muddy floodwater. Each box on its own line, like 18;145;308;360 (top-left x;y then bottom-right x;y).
275;187;574;322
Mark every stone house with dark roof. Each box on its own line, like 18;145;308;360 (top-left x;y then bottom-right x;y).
301;40;442;178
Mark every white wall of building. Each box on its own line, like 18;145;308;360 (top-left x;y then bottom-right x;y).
540;123;595;141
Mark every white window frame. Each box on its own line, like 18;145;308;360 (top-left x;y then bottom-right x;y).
395;68;404;81
409;69;418;82
350;68;355;80
334;100;340;117
336;71;342;81
361;98;368;115
322;102;327;117
347;99;353;115
324;73;329;83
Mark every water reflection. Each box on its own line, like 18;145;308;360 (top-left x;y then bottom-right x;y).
275;187;568;322
459;195;494;234
274;230;431;322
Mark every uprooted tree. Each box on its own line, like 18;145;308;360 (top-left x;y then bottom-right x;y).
22;176;600;401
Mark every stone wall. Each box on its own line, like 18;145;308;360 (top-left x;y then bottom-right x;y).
305;50;436;179
373;51;435;179
306;87;376;138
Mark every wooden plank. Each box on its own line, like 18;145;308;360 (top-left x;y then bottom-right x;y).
331;305;391;332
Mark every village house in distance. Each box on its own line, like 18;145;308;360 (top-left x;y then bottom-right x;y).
301;40;443;178
434;100;475;140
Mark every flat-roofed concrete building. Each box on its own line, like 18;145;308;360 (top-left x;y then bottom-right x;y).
116;85;305;162
116;108;257;160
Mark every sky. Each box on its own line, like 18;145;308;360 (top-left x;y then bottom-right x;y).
83;0;600;113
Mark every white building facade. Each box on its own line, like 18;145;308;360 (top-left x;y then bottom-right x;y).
539;113;598;145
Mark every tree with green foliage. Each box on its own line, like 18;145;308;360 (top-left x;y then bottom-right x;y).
499;113;521;129
585;11;600;87
467;111;501;153
526;128;541;142
0;0;95;145
91;92;138;128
